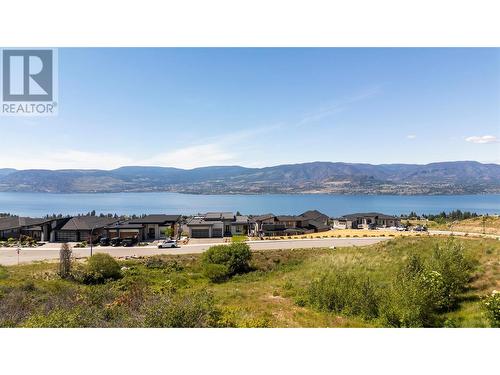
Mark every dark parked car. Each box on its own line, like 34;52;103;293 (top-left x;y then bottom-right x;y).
110;237;122;247
122;237;138;247
99;237;110;246
414;225;428;232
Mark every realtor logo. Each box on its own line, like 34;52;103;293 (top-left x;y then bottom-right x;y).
1;48;58;116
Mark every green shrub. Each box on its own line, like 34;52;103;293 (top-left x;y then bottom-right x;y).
143;290;222;328
308;270;379;320
202;263;230;282
201;243;252;282
83;253;122;284
380;268;443;327
483;290;500;328
426;241;475;310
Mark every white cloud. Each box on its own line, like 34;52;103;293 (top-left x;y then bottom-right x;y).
407;134;417;139
465;135;498;144
143;143;236;169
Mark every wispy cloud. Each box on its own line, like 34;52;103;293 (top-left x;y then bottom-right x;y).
407;134;417;139
296;86;381;127
143;143;236;169
0;150;134;170
465;135;498;144
140;124;283;169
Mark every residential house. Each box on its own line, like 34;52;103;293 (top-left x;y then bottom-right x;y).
0;216;70;242
104;221;145;240
187;212;254;238
300;210;330;226
253;210;330;236
333;212;400;229
230;215;252;236
127;214;182;240
55;216;120;242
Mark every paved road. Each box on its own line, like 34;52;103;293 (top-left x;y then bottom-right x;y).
0;237;387;266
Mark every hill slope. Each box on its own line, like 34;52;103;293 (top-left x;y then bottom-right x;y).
0;161;498;194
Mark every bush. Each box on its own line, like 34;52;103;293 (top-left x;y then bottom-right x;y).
202;263;230;283
427;241;475;310
201;243;252;282
483;290;500;328
379;242;475;327
142;290;222;328
308;270;379;320
380;268;443;327
83;253;122;284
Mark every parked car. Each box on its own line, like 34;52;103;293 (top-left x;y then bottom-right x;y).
413;225;427;232
158;239;178;248
396;226;407;232
110;237;122;247
99;237;110;246
122;237;138;247
367;223;377;230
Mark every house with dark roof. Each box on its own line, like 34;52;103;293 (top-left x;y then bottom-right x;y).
300;210;330;226
104;221;146;240
55;216;120;242
0;216;70;242
127;214;182;240
253;210;330;236
333;212;400;229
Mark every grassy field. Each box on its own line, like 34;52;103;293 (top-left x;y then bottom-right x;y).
252;228;426;241
0;236;498;327
408;215;500;235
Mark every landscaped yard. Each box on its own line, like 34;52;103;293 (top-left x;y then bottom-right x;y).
0;236;498;327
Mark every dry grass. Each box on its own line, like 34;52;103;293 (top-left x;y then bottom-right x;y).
251;228;425;241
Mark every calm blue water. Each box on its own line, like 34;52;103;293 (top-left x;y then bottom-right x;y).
0;192;499;217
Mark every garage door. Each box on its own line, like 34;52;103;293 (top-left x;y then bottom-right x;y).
56;231;78;242
191;229;210;238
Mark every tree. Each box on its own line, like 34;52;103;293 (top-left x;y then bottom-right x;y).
59;243;72;279
164;227;174;238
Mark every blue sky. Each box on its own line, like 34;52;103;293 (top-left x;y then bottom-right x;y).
1;48;499;170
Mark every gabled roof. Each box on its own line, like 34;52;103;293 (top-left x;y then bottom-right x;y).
232;215;249;224
0;216;47;231
300;210;330;221
204;212;234;220
308;220;330;231
253;214;275;222
59;216;119;231
187;218;220;226
129;214;181;224
104;221;144;230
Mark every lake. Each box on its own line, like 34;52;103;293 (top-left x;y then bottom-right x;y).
0;192;499;217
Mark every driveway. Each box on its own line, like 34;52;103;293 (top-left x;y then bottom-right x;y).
0;237;388;266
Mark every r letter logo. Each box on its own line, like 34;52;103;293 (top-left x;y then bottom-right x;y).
1;48;58;116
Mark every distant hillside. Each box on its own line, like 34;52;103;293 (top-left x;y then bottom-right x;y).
0;161;499;195
0;169;16;177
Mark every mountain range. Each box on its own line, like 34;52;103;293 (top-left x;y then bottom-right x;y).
0;161;499;195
